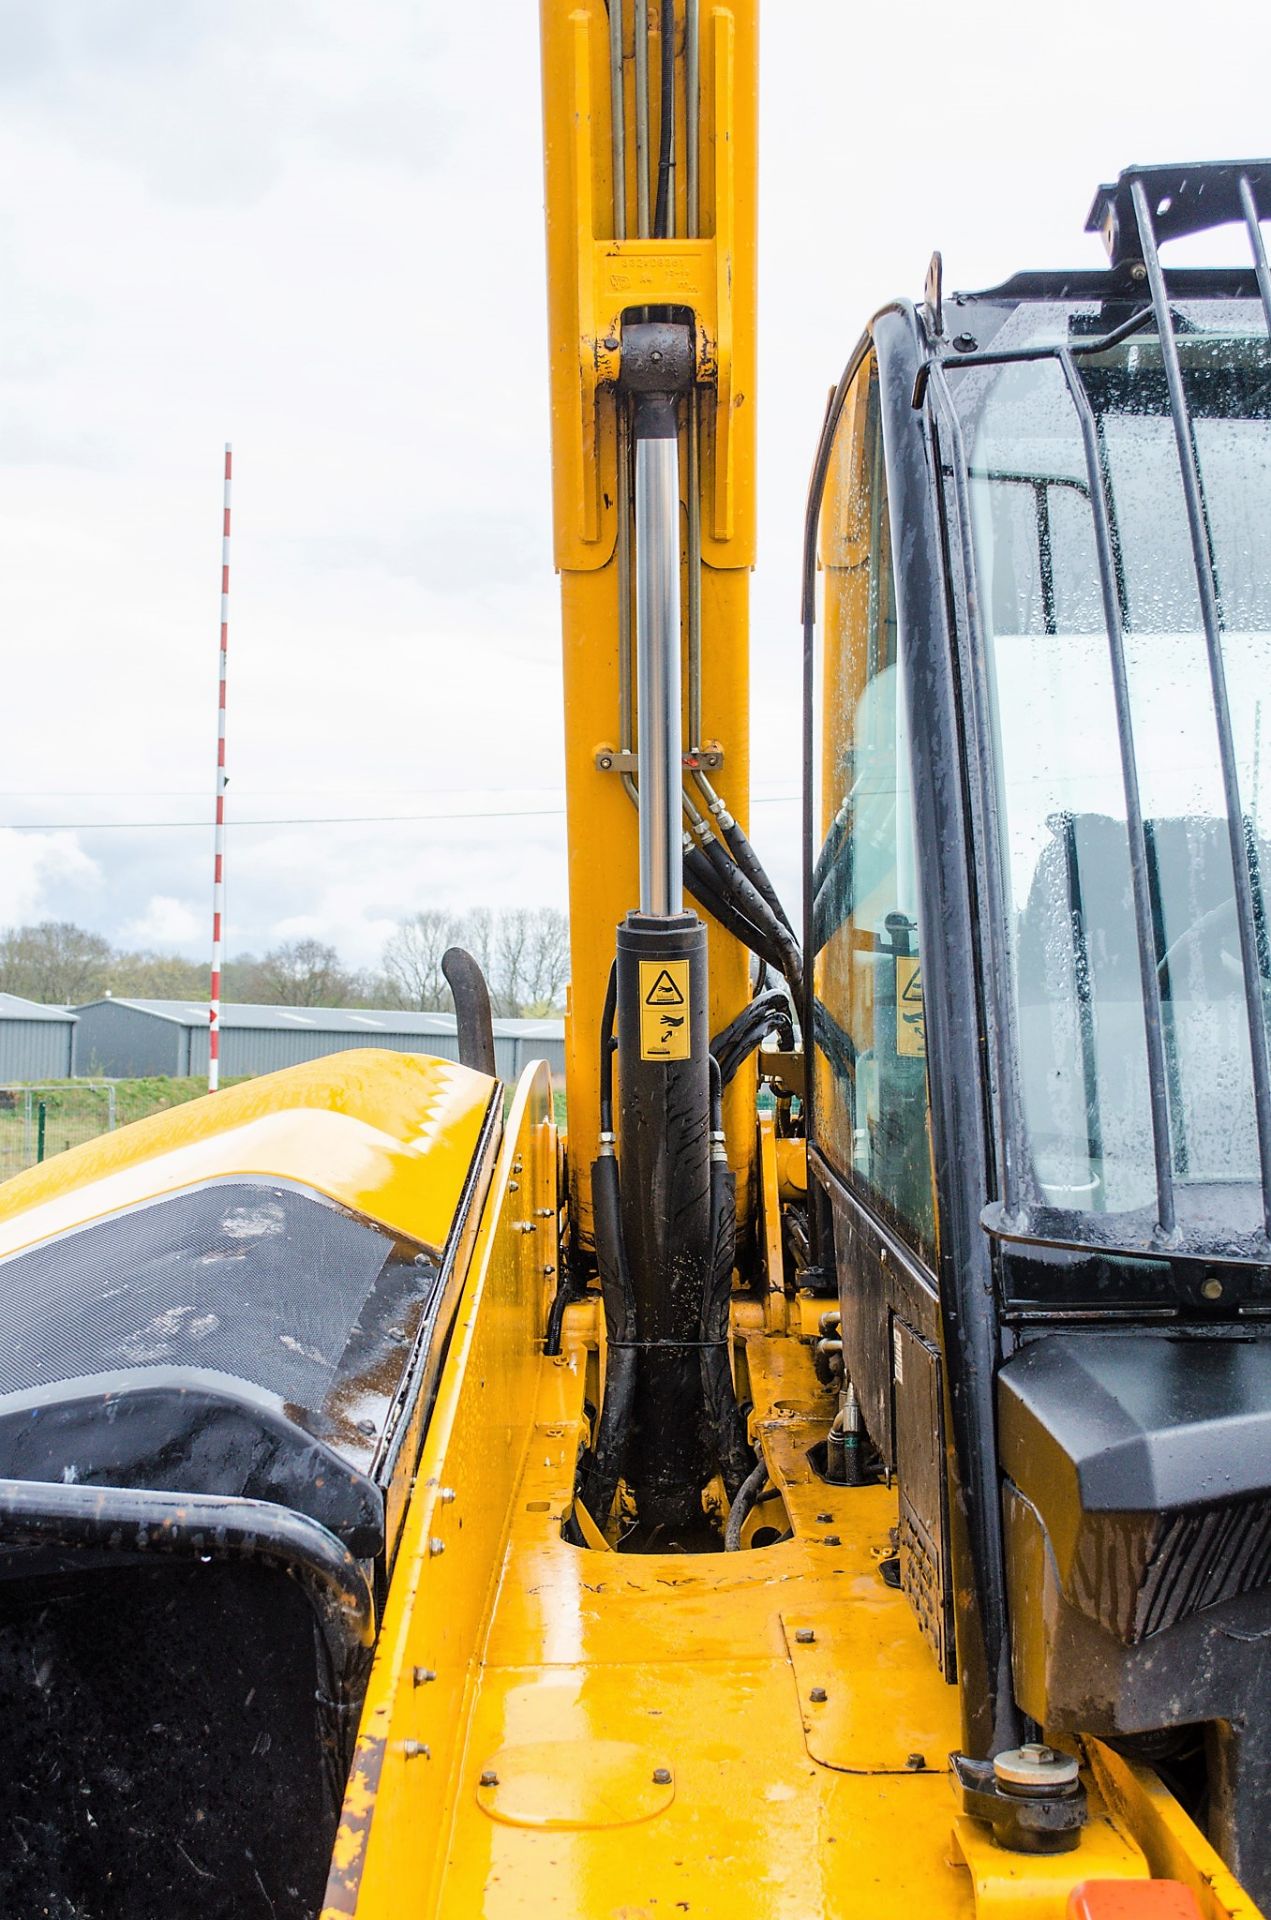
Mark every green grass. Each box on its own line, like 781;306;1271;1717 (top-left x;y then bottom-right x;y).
0;1076;248;1179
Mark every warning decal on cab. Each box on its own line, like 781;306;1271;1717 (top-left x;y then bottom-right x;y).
896;955;925;1058
639;960;691;1061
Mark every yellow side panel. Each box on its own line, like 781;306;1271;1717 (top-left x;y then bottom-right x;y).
0;1049;496;1259
323;1061;557;1919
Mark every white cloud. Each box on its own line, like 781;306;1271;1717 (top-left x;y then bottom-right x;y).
119;893;202;949
0;830;101;924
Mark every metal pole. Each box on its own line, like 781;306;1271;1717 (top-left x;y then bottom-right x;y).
36;1101;45;1165
635;413;684;916
1131;177;1271;1235
633;0;650;239
209;443;231;1093
1238;175;1271;339
609;0;626;240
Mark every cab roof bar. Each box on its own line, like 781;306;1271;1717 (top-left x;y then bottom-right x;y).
1126;170;1271;1240
1086;160;1271;270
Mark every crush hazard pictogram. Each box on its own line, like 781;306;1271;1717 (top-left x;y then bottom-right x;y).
638;959;692;1060
645;969;685;1007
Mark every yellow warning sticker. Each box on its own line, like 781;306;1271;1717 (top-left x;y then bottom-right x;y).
896;955;926;1058
639;959;691;1061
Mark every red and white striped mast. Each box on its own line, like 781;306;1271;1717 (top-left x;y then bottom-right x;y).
208;442;231;1091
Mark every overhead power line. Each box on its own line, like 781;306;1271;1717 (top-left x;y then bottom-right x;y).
0;795;797;833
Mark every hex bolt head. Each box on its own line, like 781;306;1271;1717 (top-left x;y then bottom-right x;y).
993;1743;1080;1795
1202;1276;1224;1301
412;1666;436;1687
652;1767;672;1786
823;1534;841;1547
809;1687;828;1704
479;1769;499;1788
429;1537;445;1557
795;1628;816;1645
906;1752;926;1771
402;1740;430;1760
816;1512;833;1525
439;1488;456;1504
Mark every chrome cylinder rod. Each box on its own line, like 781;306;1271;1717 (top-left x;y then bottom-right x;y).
635;406;683;917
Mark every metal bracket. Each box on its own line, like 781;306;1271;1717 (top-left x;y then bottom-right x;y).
950;1750;1088;1855
546;4;746;563
594;743;724;774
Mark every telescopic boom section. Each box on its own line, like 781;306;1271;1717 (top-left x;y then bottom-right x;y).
539;0;759;1248
541;0;768;1537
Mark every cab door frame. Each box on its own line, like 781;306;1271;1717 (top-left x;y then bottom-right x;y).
802;304;1018;1758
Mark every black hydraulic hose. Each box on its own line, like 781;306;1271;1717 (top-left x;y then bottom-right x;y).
712;988;796;1089
720;815;797;940
708;1051;724;1132
715;1012;795;1089
711;988;793;1061
0;1475;375;1655
544;1279;571;1358
598;959;618;1133
653;0;675;238
693;824;804;998
577;1153;638;1528
684;844;790;978
442;946;497;1077
700;1154;752;1502
724;1455;768;1552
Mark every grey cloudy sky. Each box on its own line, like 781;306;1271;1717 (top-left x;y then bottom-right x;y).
0;0;1267;968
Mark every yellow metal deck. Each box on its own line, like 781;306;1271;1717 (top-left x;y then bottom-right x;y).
321;1077;1172;1920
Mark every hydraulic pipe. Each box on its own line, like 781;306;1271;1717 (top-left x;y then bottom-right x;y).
635;395;684;917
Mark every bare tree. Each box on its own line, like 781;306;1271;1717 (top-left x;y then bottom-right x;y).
382;911;463;1012
0;922;113;1004
491;907;570;1015
520;907;570;1014
382;907;569;1018
241;938;359;1007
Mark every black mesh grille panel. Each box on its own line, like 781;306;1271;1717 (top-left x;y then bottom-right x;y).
0;1182;415;1413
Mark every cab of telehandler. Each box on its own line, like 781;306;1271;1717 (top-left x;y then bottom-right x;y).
806;160;1271;1901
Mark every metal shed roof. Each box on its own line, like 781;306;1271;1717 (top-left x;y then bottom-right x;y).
71;999;562;1041
0;994;77;1025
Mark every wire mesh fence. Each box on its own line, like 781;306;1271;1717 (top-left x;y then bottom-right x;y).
0;1084;120;1180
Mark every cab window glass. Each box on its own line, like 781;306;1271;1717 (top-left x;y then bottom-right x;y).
812;356;936;1265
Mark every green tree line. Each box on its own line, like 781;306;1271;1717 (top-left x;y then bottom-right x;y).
0;909;569;1018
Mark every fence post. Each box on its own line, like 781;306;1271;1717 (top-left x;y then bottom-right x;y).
107;1085;117;1132
22;1090;31;1166
36;1101;46;1165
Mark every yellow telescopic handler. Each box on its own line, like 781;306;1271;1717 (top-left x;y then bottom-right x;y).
0;7;1268;1919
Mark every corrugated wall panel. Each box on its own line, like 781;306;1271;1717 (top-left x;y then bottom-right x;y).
71;1004;186;1079
0;1021;74;1082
